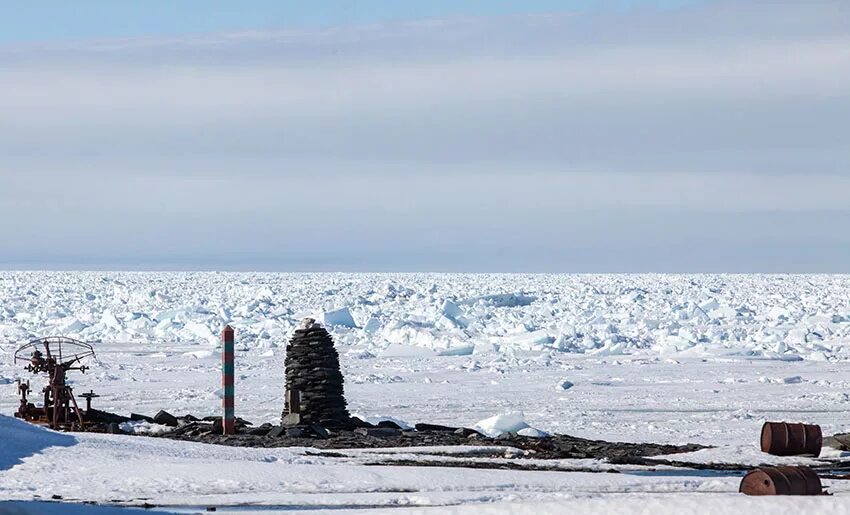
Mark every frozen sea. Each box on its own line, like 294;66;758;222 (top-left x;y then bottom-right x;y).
2;272;850;513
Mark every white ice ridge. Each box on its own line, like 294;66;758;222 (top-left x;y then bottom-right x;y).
1;272;850;361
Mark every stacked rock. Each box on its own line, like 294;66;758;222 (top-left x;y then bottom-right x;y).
282;318;350;427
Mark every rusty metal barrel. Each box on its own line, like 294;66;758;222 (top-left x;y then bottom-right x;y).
740;466;823;495
761;422;822;456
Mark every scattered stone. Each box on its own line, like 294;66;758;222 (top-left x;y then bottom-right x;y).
286;427;307;438
85;408;131;425
153;410;179;427
311;425;330;439
248;423;273;436
130;413;154;423
349;417;374;428
151;416;706;465
267;426;287;438
416;423;459;432
319;418;349;429
355;427;402;438
557;379;575;390
825;433;850;451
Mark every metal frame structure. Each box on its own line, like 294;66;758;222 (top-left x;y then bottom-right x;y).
14;336;97;431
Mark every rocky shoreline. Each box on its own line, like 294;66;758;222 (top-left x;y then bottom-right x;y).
137;413;705;463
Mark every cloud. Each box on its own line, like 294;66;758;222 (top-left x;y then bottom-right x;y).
1;1;848;270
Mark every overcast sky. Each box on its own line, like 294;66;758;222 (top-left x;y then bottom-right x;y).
1;0;849;272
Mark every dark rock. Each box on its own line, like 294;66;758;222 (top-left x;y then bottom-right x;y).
825;433;850;451
349;416;375;428
377;420;403;430
355;427;402;438
106;422;123;434
415;423;458;432
86;408;130;424
320;418;349;429
454;428;481;437
153;410;179;427
267;426;287;438
286;427;307;438
248;423;273;436
130;413;154;423
311;425;330;439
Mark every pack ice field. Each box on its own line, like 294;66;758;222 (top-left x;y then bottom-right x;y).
3;272;850;513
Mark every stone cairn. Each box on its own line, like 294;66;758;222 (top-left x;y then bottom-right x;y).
281;318;350;427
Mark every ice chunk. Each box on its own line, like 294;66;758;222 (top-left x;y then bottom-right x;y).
441;299;463;319
473;341;499;355
60;318;88;334
783;375;803;384
808;351;829;362
346;348;376;359
184;321;215;342
474;411;530;437
363;317;381;334
497;329;555;350
437;345;475;356
441;299;469;328
320;307;357;328
100;310;122;331
698;298;720;312
517;427;550;438
182;349;217;359
118;421;173;435
459;293;535;308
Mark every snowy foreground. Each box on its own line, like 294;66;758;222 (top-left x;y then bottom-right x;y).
3;272;850;513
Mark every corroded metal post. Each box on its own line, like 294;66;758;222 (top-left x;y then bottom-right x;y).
221;325;235;435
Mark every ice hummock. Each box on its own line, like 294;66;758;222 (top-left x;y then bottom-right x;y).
2;272;850;362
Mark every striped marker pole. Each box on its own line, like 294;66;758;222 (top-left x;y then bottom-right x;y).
222;325;235;435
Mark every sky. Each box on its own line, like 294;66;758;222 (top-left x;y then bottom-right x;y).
1;0;849;272
0;1;701;43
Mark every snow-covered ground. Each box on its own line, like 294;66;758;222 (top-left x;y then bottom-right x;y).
3;272;850;513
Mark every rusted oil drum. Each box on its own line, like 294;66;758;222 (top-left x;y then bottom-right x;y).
761;422;822;456
740;466;822;495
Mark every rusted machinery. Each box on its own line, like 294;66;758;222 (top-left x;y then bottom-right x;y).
761;421;822;456
740;466;824;496
13;337;98;431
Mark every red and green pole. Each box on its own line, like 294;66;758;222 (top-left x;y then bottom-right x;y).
222;325;235;435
